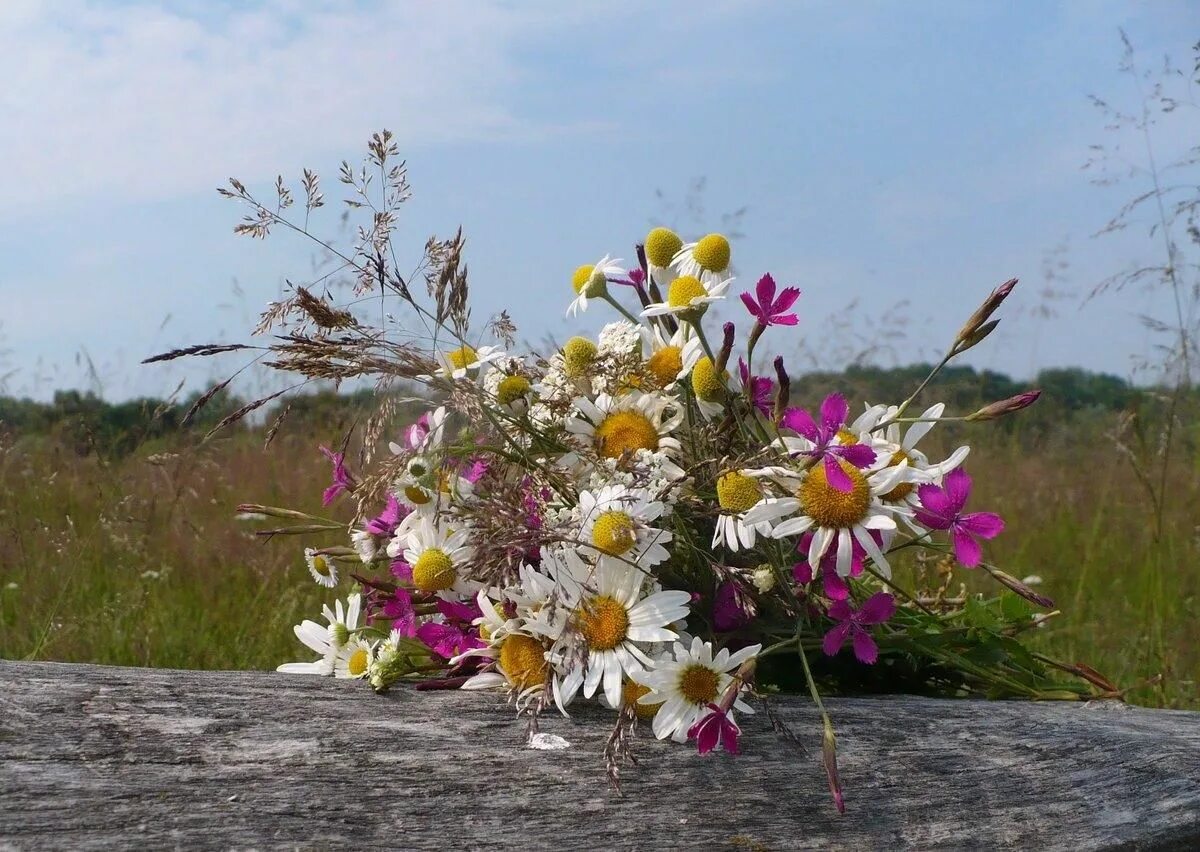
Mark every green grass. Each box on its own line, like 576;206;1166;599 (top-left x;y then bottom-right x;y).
0;422;1196;708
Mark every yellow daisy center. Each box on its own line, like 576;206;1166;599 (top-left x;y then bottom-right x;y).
572;264;595;295
411;547;456;592
499;634;547;690
563;336;598;378
347;647;369;677
667;275;706;308
692;234;731;273
404;485;431;505
447;345;477;370
591;510;637;556
645;227;683;268
623;680;662;721
690;356;726;402
678;663;720;705
577;595;630;651
879;449;914;502
716;471;761;513
836;428;858;445
310;554;333;578
496;374;531;406
798;458;871;529
645;345;683;387
595;410;660;459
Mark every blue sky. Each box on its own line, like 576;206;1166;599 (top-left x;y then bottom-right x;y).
0;0;1197;401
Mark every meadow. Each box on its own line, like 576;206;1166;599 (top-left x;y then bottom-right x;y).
0;390;1195;710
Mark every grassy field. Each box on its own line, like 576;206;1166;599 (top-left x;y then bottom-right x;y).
1;420;1196;709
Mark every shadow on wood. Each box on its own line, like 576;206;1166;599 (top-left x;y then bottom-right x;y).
1;660;1198;850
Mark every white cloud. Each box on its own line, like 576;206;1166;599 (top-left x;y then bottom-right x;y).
0;0;638;219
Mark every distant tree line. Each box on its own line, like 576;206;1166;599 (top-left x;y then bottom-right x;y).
0;365;1157;457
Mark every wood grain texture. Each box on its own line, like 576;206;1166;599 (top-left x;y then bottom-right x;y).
0;660;1197;851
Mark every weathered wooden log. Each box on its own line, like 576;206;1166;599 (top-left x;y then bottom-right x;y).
1;660;1197;850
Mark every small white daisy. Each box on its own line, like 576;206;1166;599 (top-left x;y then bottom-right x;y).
564;391;684;464
633;636;759;743
398;518;477;595
641;274;731;320
334;636;374;680
712;471;773;552
277;593;362;676
542;559;691;712
856;402;971;516
639;324;703;391
574;484;673;570
742;458;909;578
304;547;339;588
567;255;625;317
670;233;732;286
424;344;506;381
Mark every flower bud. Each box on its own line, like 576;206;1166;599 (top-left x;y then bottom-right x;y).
955;278;1016;350
715;322;735;374
966;389;1041;421
772;356;791;422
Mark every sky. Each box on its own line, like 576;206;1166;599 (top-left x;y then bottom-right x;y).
0;0;1197;401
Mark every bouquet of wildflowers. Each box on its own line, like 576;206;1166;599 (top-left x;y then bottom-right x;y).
168;133;1111;808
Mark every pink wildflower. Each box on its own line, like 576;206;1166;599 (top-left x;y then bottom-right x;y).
912;468;1004;568
687;703;741;755
822;592;896;664
738;358;775;418
740;273;800;327
780;394;877;492
318;445;355;506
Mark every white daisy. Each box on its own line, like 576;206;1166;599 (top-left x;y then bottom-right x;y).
670;233;732;286
304;547;338;588
538;559;691;712
712;471;773;552
641;273;731;319
424;344;505;381
456;590;552;698
397;517;477;596
856;402;970;515
333;636;374;680
633;637;759;743
564;391;684;465
574;484;672;570
742;458;910;579
688;354;741;421
640;324;703;391
276;593;362;676
567;255;624;317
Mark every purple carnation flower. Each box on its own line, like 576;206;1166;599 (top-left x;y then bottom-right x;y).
913;468;1004;568
779;394;877;492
